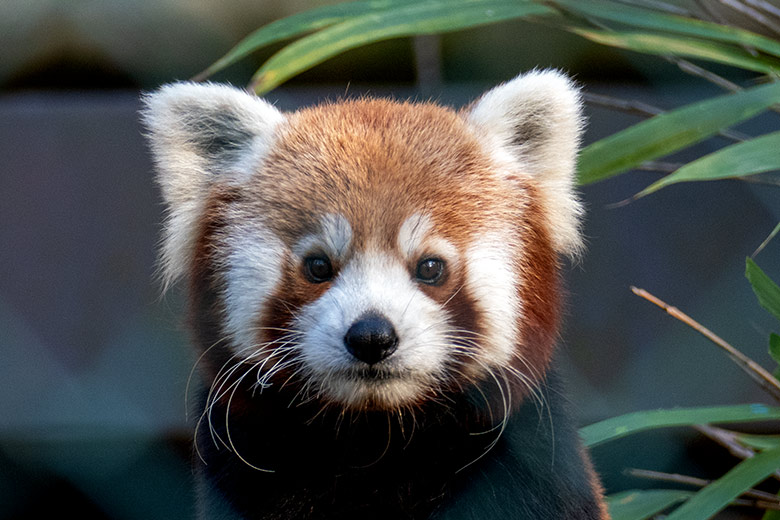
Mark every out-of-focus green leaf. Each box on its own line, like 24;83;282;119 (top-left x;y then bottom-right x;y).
665;445;780;520
607;490;692;520
195;0;422;80
635;131;780;197
553;0;780;58
565;28;780;74
746;258;780;322
736;432;780;451
764;507;780;520
580;404;780;447
249;0;554;93
578;81;780;185
770;333;780;380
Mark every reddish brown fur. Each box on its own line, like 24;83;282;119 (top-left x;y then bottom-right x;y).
189;98;562;408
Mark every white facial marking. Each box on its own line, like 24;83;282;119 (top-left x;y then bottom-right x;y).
320;213;352;259
296;251;449;408
398;213;433;257
293;213;352;262
398;213;458;264
463;232;520;367
222;223;285;354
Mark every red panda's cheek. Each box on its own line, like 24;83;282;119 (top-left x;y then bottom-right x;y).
460;233;522;370
219;227;287;356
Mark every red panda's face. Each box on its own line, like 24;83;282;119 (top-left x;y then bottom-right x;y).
144;71;583;412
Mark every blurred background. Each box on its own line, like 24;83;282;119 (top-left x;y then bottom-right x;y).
1;0;779;518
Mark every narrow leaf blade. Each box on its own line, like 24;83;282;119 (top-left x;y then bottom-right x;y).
578;81;780;185
753;222;780;257
553;0;780;58
764;508;780;520
607;490;692;520
735;432;780;451
746;258;780;322
566;28;780;74
771;332;780;388
665;445;780;520
636;131;780;197
196;0;421;80
580;404;780;447
250;0;554;93
771;333;780;365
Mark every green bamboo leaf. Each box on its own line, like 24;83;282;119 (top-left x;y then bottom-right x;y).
607;490;692;520
249;0;555;93
635;131;780;197
764;507;780;520
771;333;780;380
746;258;780;322
552;0;780;58
195;0;422;80
565;27;780;74
735;432;780;451
578;81;780;185
580;404;780;447
665;445;780;520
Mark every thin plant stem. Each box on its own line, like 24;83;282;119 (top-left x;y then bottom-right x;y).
631;287;780;403
696;424;780;481
582;92;663;117
743;0;780;21
627;467;780;504
614;0;693;16
718;0;780;35
695;424;759;460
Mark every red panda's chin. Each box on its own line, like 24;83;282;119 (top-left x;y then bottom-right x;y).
314;367;432;410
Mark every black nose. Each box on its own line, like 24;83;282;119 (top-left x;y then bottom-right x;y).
344;313;399;365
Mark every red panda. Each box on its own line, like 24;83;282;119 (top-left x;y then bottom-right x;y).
143;70;609;519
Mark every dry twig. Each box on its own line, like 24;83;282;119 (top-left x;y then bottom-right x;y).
718;0;780;35
694;425;780;481
627;467;780;504
631;287;780;403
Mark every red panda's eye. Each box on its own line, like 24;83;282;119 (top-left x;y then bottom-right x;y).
416;258;445;285
304;255;334;283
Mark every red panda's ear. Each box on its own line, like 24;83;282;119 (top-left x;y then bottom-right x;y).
142;82;285;289
465;70;584;258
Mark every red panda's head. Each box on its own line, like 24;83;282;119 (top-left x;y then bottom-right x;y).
144;71;583;412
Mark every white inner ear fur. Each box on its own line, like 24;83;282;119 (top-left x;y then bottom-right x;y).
142;82;286;289
467;69;584;257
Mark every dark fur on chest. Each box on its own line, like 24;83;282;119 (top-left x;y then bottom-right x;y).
194;371;604;520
